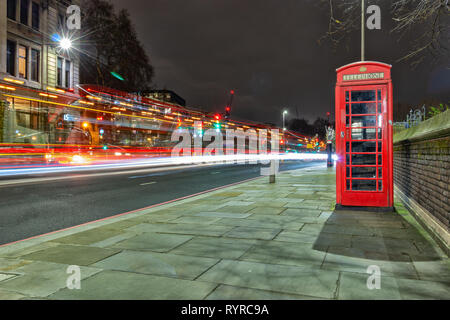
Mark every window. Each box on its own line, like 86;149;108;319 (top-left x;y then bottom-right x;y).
64;60;71;88
18;45;28;79
57;57;63;86
58;13;65;30
20;0;29;25
7;40;16;75
31;2;39;30
7;0;16;20
31;49;40;82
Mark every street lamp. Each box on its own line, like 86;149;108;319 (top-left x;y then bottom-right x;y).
282;110;288;131
59;38;72;50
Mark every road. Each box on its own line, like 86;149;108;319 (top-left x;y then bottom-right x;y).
0;160;324;245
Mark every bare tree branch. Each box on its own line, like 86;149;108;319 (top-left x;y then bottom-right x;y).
318;0;450;66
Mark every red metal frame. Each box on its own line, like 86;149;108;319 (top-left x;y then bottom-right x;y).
335;61;393;208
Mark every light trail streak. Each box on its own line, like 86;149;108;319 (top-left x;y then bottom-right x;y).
0;153;329;177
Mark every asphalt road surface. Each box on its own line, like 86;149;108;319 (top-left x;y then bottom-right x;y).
0;160;324;245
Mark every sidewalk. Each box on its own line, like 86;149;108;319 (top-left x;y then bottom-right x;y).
0;164;449;300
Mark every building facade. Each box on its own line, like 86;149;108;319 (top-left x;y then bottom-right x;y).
0;0;80;90
0;0;81;146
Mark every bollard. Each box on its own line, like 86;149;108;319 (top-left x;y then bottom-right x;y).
269;159;276;183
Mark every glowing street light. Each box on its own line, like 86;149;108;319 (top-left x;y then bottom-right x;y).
59;38;72;50
283;110;288;131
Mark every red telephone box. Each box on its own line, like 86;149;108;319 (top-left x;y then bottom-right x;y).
335;61;393;209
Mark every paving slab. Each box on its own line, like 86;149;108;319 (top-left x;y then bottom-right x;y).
92;250;219;280
193;211;252;219
0;261;101;297
322;252;419;280
275;230;352;248
111;232;193;253
198;260;339;299
170;236;257;260
20;244;120;266
48;270;217;300
246;207;286;215
49;228;124;246
126;222;233;237
412;260;450;282
206;284;324;300
170;216;222;225
240;241;327;267
224;226;282;240
0;289;28;300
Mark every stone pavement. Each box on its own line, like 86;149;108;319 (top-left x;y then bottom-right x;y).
0;164;449;300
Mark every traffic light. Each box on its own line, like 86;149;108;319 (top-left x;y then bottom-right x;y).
214;114;221;131
225;107;231;120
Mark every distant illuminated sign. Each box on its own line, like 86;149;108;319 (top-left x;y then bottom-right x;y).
343;72;384;81
63;114;78;121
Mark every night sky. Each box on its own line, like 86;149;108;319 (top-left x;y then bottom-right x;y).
110;0;449;126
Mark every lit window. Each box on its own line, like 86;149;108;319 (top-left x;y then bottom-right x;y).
18;45;28;79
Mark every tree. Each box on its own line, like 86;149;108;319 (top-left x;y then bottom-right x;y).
318;0;449;67
288;117;331;140
79;0;154;92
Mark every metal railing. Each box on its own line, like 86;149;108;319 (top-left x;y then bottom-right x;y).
394;105;426;129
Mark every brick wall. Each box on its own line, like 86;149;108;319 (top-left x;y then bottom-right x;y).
394;137;450;229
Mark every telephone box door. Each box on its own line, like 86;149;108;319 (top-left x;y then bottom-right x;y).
340;85;389;207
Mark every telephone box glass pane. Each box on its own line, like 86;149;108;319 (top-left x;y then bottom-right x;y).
378;155;382;165
378;167;383;178
346;92;349;102
346;155;350;165
378;142;382;152
378;180;383;191
378;103;382;113
352;103;377;115
352;141;376;153
351;91;376;102
346;167;350;178
346;180;351;190
346;104;350;114
351;116;377;127
351;128;379;140
352;167;377;178
352;154;376;165
352;180;377;191
378;90;381;100
346;142;350;152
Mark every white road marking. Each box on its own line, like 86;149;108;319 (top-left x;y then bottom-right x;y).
0;163;217;188
140;182;156;186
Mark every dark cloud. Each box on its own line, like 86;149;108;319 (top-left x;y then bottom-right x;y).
108;0;449;125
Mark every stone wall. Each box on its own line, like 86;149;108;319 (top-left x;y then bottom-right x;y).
393;109;450;250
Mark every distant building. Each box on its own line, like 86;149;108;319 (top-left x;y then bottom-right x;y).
144;90;186;107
